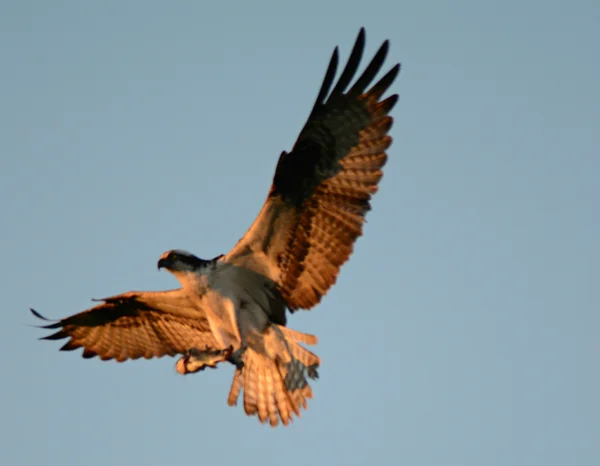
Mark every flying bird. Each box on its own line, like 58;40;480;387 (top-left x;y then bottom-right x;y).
31;28;400;427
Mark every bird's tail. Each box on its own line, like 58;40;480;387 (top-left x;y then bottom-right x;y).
227;325;320;427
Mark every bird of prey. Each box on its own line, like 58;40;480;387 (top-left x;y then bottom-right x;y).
31;28;400;427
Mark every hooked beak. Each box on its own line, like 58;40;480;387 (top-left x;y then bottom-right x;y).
157;257;168;270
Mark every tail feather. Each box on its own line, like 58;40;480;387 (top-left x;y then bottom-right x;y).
243;355;259;416
227;370;243;406
277;326;318;345
264;363;280;426
226;324;321;427
273;363;292;425
233;351;296;426
256;362;269;424
277;325;320;376
276;360;313;416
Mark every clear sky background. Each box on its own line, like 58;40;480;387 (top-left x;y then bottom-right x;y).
1;1;598;465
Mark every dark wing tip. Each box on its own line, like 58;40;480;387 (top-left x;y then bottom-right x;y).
357;27;366;44
93;295;122;303
312;46;339;111
385;63;401;86
30;308;64;331
81;348;98;359
41;330;69;341
349;39;390;96
368;62;401;101
381;94;399;114
30;308;52;321
329;28;366;98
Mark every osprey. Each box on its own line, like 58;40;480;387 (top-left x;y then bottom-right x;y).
31;28;400;427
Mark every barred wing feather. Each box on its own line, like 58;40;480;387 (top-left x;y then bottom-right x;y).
227;28;400;311
31;289;219;362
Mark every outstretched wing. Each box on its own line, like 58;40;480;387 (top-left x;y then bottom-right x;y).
32;289;219;362
226;28;400;310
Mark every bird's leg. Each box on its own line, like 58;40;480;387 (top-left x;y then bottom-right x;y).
227;345;247;370
175;346;232;375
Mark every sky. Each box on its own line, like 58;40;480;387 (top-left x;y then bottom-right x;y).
1;1;599;465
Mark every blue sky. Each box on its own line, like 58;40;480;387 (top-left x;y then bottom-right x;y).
1;1;599;465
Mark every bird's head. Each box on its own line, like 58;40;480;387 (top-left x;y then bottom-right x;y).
157;250;208;273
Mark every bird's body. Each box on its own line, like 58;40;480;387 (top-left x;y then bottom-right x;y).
159;249;321;420
31;28;400;426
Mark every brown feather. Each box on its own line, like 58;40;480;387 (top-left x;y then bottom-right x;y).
227;370;243;407
32;290;219;362
225;324;320;426
257;361;269;424
225;28;400;311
